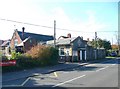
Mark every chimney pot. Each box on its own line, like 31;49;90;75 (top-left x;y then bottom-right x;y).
81;36;83;40
22;27;25;39
67;33;71;38
87;38;89;41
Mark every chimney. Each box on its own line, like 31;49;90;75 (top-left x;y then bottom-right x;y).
81;36;83;40
87;38;89;41
67;33;71;38
22;27;25;39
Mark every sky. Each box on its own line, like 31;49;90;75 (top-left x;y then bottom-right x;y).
0;0;119;44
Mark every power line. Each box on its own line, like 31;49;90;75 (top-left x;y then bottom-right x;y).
0;18;117;33
0;18;53;29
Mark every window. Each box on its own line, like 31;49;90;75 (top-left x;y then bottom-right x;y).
14;39;18;47
30;39;32;43
59;48;65;56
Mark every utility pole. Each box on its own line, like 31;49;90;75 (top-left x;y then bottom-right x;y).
95;32;97;48
115;33;119;55
54;20;56;48
94;32;97;59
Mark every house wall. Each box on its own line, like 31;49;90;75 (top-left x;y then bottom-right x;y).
58;37;106;63
97;48;106;59
24;38;37;52
10;31;22;49
72;37;86;62
86;46;105;60
58;37;87;62
86;46;95;60
58;45;72;62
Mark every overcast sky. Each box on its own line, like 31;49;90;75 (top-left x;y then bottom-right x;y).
0;0;119;44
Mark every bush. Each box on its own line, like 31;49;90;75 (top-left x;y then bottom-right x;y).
26;45;59;66
2;45;59;73
10;51;22;60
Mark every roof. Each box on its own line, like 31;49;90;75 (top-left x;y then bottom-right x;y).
17;31;54;41
58;36;69;39
17;37;30;46
1;40;10;47
47;37;77;45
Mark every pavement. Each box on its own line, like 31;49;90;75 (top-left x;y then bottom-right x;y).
1;58;116;83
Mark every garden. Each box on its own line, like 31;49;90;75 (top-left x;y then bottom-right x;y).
2;45;59;73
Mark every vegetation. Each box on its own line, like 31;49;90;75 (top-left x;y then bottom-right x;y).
2;45;59;73
90;38;111;50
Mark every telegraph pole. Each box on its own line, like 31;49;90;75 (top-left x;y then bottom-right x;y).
95;32;97;48
95;32;97;59
54;20;56;48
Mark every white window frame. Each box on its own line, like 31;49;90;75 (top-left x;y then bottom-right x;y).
59;48;65;56
14;39;18;47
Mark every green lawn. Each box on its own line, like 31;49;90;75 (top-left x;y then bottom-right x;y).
106;56;117;59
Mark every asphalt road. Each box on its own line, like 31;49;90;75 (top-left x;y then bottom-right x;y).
2;58;119;87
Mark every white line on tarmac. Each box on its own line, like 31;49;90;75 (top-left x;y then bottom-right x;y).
3;77;31;87
95;66;109;72
52;75;86;87
21;77;31;86
85;64;96;66
111;64;116;66
2;85;22;87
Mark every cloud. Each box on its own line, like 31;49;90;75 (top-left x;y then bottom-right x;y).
0;0;116;43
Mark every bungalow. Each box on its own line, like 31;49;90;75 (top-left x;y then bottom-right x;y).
10;27;54;52
47;34;88;62
47;34;106;62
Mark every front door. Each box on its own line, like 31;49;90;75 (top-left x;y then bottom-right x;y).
77;50;80;62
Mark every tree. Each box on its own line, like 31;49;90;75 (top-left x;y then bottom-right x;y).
90;38;111;50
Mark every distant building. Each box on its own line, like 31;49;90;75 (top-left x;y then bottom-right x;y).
0;40;4;46
1;39;11;56
10;27;54;52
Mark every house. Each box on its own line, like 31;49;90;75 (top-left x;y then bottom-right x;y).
0;39;4;50
10;27;54;52
0;40;4;46
47;34;88;62
47;34;106;62
1;39;11;56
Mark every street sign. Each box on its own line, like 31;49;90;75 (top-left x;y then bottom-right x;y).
0;60;16;66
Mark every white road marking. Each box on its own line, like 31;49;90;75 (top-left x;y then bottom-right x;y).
52;75;86;87
3;77;31;87
3;85;22;87
111;64;116;66
21;77;31;86
85;64;96;66
96;66;109;72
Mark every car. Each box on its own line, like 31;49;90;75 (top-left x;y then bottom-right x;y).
110;52;117;57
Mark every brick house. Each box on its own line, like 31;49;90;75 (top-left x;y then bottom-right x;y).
47;34;105;62
10;27;54;52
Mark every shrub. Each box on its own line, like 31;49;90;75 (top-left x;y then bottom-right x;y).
2;45;59;73
10;52;23;60
26;45;59;66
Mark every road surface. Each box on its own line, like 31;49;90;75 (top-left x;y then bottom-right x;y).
2;58;119;87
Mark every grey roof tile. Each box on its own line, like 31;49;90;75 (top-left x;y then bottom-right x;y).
17;31;54;41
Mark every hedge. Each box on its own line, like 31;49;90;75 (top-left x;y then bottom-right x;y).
2;45;59;73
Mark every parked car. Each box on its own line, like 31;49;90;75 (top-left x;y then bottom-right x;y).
110;52;117;57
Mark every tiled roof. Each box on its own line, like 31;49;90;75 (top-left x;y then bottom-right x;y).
47;37;77;45
1;40;10;47
17;31;54;41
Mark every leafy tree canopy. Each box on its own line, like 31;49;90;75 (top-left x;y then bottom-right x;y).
89;38;111;50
